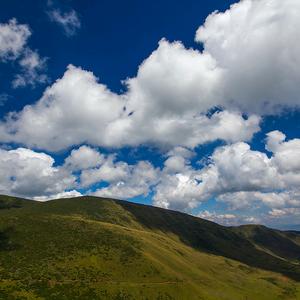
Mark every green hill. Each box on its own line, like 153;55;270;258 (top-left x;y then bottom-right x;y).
0;195;300;300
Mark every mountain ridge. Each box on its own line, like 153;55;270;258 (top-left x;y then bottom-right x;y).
0;194;300;299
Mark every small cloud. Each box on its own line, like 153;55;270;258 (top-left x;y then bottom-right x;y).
0;19;48;89
12;48;49;89
0;18;31;61
34;190;82;201
0;93;11;106
48;9;81;37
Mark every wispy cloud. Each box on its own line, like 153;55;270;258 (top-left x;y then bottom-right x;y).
0;18;30;61
12;48;49;88
48;9;81;37
0;19;48;88
0;93;11;106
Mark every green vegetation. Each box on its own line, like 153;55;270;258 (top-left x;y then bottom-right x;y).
0;195;300;299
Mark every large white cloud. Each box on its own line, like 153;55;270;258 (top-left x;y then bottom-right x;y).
0;65;125;150
196;0;300;114
0;63;260;151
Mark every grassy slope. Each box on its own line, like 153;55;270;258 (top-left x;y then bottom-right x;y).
0;195;299;300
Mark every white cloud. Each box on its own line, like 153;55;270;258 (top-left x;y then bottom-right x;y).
87;159;159;199
12;48;49;88
195;0;300;114
164;155;187;174
266;131;300;173
153;149;203;211
218;191;297;210
112;39;260;148
166;146;194;159
269;207;300;218
0;63;260;151
0;94;10;106
198;134;300;208
154;142;274;211
0;65;125;150
265;130;286;152
61;146;160;200
81;156;129;187
64;145;104;171
1;0;300;149
0;19;31;61
0;19;48;88
0;144;158;202
153;131;300;213
154;173;203;211
197;210;258;226
34;190;82;201
48;9;81;37
202;142;280;195
0;148;75;198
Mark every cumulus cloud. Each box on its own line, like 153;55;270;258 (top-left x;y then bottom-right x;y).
1;0;300;149
153;149;203;211
196;0;300;114
218;191;300;211
0;65;124;150
85;159;159;199
48;9;81;36
64;146;159;200
266;131;300;173
0;145;158;201
80;156;130;187
153;131;300;214
64;145;104;171
0;63;260;151
0;148;75;198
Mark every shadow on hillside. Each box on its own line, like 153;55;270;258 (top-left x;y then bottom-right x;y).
0;227;18;251
117;200;300;282
0;198;22;210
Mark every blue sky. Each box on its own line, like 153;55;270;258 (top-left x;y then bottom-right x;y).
1;0;300;229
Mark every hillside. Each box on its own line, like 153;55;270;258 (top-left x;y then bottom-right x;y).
0;195;300;299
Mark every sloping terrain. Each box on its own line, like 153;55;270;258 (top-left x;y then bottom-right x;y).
0;195;300;299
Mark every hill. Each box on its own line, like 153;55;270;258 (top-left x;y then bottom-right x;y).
0;195;300;299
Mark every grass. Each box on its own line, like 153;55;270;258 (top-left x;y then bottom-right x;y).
0;195;300;299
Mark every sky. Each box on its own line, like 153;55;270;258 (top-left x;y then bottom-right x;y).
0;0;300;230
